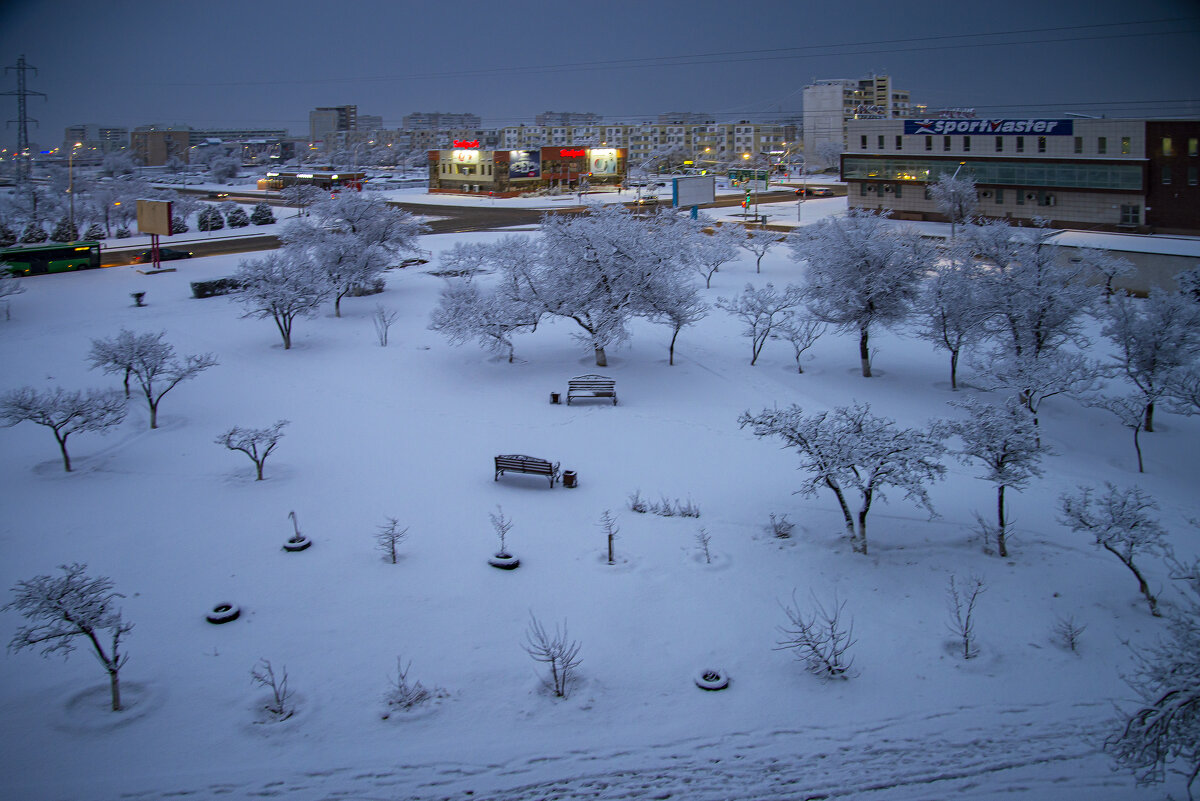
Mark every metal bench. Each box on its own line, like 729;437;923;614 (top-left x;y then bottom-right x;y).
567;375;617;406
494;454;561;487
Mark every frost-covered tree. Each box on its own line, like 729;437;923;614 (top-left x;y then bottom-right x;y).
215;420;288;481
523;614;582;698
20;222;47;244
945;396;1046;557
1077;247;1136;303
1166;365;1200;417
716;282;804;365
974;347;1100;431
916;250;993;390
231;251;330;349
740;228;779;274
1105;557;1200;798
689;220;742;288
288;193;427;316
208;156;239;183
0;386;127;471
777;315;825;374
196;206;225;232
1059;483;1169;616
88;329;218;429
280;185;326;218
50;215;78;242
170;216;188;235
739;402;946;555
101;151;138;177
250;202;276;225
0;221;16;247
1102;289;1200;432
928;173;979;239
428;277;538;363
3;564;133;711
1087;393;1151;473
789;209;931;377
642;269;707;366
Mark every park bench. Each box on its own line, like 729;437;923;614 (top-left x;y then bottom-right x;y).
567;375;617;406
494;454;561;487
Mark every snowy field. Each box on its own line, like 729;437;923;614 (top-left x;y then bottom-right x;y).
0;218;1197;800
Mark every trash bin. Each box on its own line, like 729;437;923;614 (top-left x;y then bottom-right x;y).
550;392;561;404
563;470;578;488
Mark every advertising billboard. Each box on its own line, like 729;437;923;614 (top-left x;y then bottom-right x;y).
672;176;716;208
136;199;173;236
588;148;619;176
508;150;540;179
904;119;1074;136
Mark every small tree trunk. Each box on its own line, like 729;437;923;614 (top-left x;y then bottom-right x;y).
55;432;72;472
996;484;1008;557
669;328;680;365
1106;544;1161;617
949;349;959;391
123;368;131;399
1144;401;1155;434
594;345;607;367
1133;427;1144;473
254;460;265;481
859;325;872;378
109;668;122;712
827;479;858;552
149;400;159;430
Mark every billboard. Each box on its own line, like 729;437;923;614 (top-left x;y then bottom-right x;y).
508;150;540;179
904;119;1074;136
588;148;619;176
672;176;716;208
136;199;173;235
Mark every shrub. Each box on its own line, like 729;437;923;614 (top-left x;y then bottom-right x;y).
190;278;243;299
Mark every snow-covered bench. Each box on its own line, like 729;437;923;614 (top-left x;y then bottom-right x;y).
567;375;617;406
494;454;561;487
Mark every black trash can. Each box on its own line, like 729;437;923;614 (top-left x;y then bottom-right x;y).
563;470;578;488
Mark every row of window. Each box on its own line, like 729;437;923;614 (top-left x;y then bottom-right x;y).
856;183;1142;225
863;133;1136;156
1162;165;1200;185
843;157;1144;190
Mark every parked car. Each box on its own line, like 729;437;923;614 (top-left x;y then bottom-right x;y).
795;186;836;198
130;248;193;264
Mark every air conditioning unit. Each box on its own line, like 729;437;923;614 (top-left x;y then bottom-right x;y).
1026;193;1036;200
1047;195;1056;206
981;190;993;198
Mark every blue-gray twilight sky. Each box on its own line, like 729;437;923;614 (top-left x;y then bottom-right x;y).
1;0;1197;150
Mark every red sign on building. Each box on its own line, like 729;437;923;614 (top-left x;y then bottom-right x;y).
453;140;480;148
559;148;585;158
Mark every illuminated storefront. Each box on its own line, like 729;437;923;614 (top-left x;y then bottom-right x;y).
429;145;626;196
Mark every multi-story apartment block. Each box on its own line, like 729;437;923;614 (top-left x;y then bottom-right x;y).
535;111;601;127
803;75;923;166
309;105;357;142
402;112;481;130
63;125;129;155
130;125;191;166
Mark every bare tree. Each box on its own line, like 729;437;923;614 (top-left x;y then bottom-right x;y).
372;305;399;347
489;505;514;558
928;173;979;239
1105;557;1200;799
1059;483;1169;616
0;386;127;472
1053;615;1087;652
689;221;742;288
1077;247;1135;303
1087;393;1150;473
384;656;443;713
598;509;619;565
777;315;825;374
4;563;133;711
250;659;294;721
916;251;992;390
376;517;409;564
716;283;805;366
215;420;289;481
775;590;856;680
695;528;713;563
946;574;986;659
88;329;218;429
740;229;779;274
523;614;583;698
740;403;946;555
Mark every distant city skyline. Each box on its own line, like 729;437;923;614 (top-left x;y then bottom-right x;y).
1;0;1197;150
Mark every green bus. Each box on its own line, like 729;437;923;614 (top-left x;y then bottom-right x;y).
1;241;102;276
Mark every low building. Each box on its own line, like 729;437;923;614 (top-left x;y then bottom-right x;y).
842;118;1200;234
258;169;366;192
131;126;190;166
428;145;626;195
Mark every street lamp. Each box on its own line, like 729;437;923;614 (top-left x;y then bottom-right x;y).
67;142;82;237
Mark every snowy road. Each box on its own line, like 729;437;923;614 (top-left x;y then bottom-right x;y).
110;703;1148;801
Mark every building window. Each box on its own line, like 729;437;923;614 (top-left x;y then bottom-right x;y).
877;135;885;149
1162;166;1172;185
1073;136;1083;154
861;135;867;150
963;136;971;152
894;183;902;198
1188;166;1198;186
1016;189;1025;206
895;135;902;151
1098;137;1107;154
995;188;1004;204
1121;136;1131;155
1162;137;1174;157
1190;138;1198;156
925;135;932;151
860;182;867;195
1037;136;1047;153
1037;192;1055;207
943;136;951;152
1120;204;1140;225
1016;137;1024;153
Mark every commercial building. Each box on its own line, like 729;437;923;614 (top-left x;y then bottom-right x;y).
428;145;626;195
842;118;1200;234
257;169;366;192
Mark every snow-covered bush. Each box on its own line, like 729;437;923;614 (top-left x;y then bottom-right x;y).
523;614;582;698
775;591;856;680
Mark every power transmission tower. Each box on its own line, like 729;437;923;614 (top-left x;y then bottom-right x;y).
3;54;47;181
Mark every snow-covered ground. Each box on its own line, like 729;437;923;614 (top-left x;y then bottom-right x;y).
0;211;1196;800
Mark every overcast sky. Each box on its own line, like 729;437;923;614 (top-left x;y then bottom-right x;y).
1;0;1197;150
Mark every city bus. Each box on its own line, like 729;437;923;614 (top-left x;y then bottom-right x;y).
1;241;102;276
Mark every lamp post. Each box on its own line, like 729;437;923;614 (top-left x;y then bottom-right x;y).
67;141;82;236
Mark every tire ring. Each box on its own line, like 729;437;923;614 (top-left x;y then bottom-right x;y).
206;603;241;624
283;537;312;552
694;668;729;691
488;553;520;570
